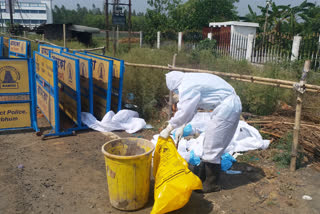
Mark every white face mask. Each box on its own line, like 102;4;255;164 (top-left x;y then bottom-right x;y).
172;93;179;103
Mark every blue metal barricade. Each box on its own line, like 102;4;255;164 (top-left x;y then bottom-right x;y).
9;39;31;58
38;44;68;57
61;51;93;114
73;51;113;120
49;51;84;129
0;37;3;57
35;51;84;139
0;58;38;132
84;52;125;112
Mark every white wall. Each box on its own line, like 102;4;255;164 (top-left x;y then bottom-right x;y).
42;0;53;24
230;25;256;60
231;25;257;36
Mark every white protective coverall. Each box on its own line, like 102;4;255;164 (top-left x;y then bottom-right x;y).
166;71;242;164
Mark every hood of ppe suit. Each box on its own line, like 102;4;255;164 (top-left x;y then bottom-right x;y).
166;71;184;91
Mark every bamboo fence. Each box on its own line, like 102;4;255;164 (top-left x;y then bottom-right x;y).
124;62;320;93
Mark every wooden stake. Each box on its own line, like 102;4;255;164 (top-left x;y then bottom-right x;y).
63;24;66;48
116;25;119;51
8;0;13;30
290;60;311;172
105;0;109;50
168;53;177;120
113;27;116;56
128;0;132;49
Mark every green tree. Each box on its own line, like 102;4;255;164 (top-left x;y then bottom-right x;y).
242;0;317;35
300;5;320;35
147;0;182;13
143;0;182;45
171;0;239;30
143;10;168;46
280;0;315;36
132;14;146;31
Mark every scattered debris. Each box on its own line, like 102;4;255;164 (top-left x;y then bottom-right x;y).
246;115;320;170
302;195;313;201
144;124;153;129
226;170;242;175
246;166;253;172
259;130;282;138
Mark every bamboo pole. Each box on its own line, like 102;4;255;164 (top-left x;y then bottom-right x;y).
290;60;311;172
124;62;320;92
35;39;62;47
246;121;320;130
230;77;318;93
260;130;282;138
70;47;105;52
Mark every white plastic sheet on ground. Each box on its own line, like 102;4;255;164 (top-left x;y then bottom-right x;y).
153;112;270;163
81;110;146;134
225;120;270;154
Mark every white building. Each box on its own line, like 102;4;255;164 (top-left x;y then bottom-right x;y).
208;21;259;60
0;0;53;28
209;21;259;37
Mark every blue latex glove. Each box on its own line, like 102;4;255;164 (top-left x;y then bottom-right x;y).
221;153;237;171
189;150;201;166
173;124;193;139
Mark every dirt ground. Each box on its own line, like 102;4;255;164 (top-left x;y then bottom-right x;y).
1;117;320;214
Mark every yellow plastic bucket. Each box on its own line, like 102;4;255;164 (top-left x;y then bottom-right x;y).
101;138;155;211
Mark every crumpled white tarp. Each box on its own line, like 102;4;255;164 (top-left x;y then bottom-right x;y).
81;110;146;134
225;120;270;154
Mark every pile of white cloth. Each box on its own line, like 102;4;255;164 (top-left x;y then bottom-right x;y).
81;110;146;134
151;112;270;162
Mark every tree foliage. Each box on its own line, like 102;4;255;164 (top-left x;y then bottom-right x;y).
143;0;239;45
53;4;105;29
171;0;239;30
241;0;319;36
52;4;146;31
52;0;320;44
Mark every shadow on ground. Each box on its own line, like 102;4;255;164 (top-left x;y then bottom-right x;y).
142;179;214;214
0;128;37;135
220;162;265;190
171;192;213;214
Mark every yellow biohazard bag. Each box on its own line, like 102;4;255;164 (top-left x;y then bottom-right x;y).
151;137;202;214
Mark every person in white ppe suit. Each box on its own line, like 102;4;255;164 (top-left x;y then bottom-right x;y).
160;71;242;193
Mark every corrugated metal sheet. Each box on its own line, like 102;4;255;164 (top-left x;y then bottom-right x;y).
68;25;100;33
